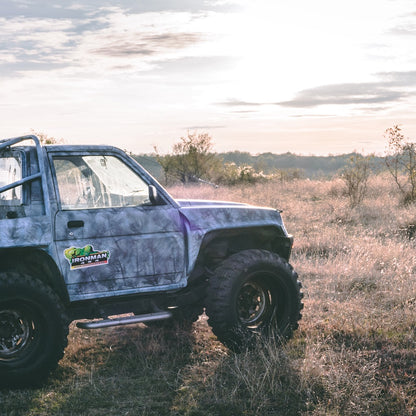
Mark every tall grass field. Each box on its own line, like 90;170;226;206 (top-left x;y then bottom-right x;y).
1;175;415;415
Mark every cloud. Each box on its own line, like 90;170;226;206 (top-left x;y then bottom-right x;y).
153;55;235;73
0;4;218;78
390;24;416;36
277;83;405;108
216;71;416;110
0;1;88;19
377;70;416;86
0;15;78;73
217;99;265;106
0;0;233;19
275;71;416;109
93;32;203;57
389;11;416;37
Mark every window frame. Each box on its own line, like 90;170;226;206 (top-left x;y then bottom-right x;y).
50;151;164;211
0;149;27;206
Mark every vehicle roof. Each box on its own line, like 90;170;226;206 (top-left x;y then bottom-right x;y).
2;144;124;154
45;144;123;153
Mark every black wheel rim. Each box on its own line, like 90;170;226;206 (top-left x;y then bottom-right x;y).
0;305;39;362
237;275;276;328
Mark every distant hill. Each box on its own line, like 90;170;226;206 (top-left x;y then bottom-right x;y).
132;151;385;180
218;151;385;178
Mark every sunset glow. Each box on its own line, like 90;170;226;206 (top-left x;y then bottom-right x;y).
1;0;416;155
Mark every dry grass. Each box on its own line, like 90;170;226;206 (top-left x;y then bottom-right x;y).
1;175;415;415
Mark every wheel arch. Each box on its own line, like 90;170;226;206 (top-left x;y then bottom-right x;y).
189;226;293;282
0;247;69;304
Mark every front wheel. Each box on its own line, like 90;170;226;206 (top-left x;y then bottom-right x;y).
205;250;303;351
0;272;69;388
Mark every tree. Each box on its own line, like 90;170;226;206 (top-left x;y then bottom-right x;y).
30;129;63;144
156;132;221;184
385;125;416;204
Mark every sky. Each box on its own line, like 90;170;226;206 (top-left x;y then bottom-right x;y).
1;0;416;155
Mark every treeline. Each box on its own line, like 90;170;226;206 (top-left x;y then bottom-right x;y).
133;151;384;182
217;151;385;178
134;128;416;206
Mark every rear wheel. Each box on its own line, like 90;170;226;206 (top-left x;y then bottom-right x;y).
205;249;303;351
0;272;69;388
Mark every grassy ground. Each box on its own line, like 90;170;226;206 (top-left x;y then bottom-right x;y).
1;175;415;415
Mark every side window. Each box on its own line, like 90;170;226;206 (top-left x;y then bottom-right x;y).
0;155;22;205
53;155;150;210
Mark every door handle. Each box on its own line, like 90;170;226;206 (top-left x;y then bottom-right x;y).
67;220;84;228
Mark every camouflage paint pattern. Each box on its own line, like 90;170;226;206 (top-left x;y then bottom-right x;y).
178;200;288;273
0;216;52;247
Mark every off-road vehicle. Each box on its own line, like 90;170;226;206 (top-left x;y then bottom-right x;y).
0;135;303;387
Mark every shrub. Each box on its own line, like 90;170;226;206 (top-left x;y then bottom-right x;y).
217;162;269;185
341;154;371;207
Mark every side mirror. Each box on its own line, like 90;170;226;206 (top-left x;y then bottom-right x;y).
148;185;158;205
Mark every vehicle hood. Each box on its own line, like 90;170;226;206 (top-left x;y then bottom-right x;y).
176;198;287;235
175;198;249;208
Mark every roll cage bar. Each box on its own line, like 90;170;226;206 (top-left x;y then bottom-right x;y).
0;135;50;216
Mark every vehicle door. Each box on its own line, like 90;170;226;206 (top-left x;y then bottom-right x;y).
50;151;186;302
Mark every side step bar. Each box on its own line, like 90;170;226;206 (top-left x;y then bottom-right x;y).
76;311;172;329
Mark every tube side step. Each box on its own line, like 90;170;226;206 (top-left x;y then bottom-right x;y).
76;311;172;329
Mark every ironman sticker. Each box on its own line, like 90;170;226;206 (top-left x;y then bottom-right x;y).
64;245;110;270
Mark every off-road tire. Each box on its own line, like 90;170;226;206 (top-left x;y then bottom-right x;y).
0;272;69;388
205;249;303;351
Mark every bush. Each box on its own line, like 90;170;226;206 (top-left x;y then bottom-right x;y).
217;163;269;185
341;154;371;207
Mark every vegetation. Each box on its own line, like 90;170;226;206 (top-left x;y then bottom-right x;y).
150;132;379;187
155;132;221;185
218;151;384;178
1;174;415;415
30;129;63;145
341;154;372;207
135;151;385;183
385;125;416;204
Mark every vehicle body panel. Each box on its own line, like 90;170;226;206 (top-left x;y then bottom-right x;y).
178;204;289;272
54;205;186;301
47;147;186;301
0;216;52;248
